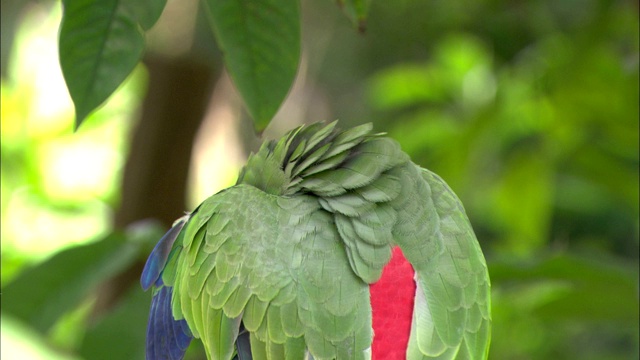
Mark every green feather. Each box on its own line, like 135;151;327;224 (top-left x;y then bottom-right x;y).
267;341;286;360
249;332;268;359
243;295;269;332
291;142;333;179
267;305;288;344
157;121;490;360
284;337;307;359
223;285;252;318
280;301;305;337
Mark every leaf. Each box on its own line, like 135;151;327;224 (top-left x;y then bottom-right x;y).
130;0;168;31
78;285;150;360
59;0;167;129
2;232;142;333
337;0;371;31
203;0;301;132
1;313;82;360
494;152;554;255
489;252;639;323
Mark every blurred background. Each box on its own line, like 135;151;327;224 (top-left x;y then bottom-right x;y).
1;0;638;359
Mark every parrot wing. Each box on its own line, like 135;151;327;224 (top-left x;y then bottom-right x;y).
141;217;193;360
167;184;372;360
142;121;491;360
145;286;193;360
238;121;491;359
392;166;491;359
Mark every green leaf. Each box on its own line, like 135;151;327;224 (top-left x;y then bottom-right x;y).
131;0;168;31
494;151;554;255
59;0;167;129
1;313;82;360
337;0;372;31
1;232;141;333
78;285;150;360
490;252;639;323
203;0;301;132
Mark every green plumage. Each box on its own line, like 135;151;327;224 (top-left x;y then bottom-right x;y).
160;121;491;359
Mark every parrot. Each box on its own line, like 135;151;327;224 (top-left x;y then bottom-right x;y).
140;121;491;360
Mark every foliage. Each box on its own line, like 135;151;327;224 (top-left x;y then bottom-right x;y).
203;0;300;131
58;0;360;131
59;0;166;127
1;0;638;359
3;230;143;333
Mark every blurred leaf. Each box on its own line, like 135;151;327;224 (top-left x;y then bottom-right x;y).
59;0;166;128
494;151;554;254
572;146;639;213
1;313;81;360
490;252;639;359
369;64;449;109
337;0;371;31
490;252;639;323
203;0;300;132
79;285;150;360
369;35;493;111
0;252;31;288
131;0;168;31
2;231;142;333
49;298;96;353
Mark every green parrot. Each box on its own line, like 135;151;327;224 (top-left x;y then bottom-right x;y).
141;121;491;360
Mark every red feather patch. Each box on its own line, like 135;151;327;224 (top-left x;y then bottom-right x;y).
369;247;416;359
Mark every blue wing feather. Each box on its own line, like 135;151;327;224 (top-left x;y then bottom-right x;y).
142;216;192;360
146;286;193;360
141;217;188;290
142;211;254;359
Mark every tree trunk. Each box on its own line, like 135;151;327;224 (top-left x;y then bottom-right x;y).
95;55;217;315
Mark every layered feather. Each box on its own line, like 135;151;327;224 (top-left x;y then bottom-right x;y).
142;121;491;360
